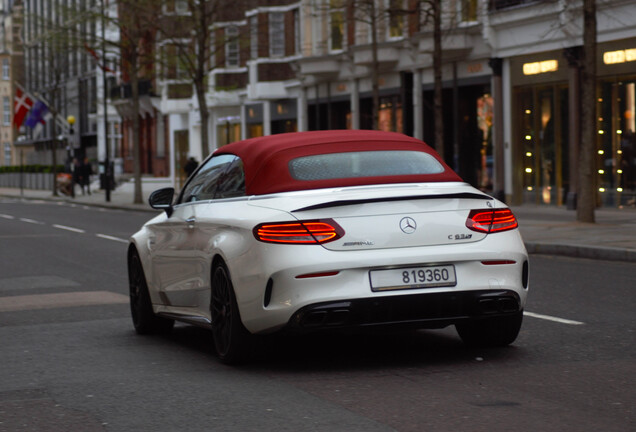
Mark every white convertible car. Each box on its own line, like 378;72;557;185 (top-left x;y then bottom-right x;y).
128;130;529;363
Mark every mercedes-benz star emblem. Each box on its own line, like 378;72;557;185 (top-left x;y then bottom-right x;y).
399;217;417;234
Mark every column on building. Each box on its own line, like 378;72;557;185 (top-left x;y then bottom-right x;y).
564;46;582;210
489;58;505;202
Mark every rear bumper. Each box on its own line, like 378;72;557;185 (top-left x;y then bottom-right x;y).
286;289;521;332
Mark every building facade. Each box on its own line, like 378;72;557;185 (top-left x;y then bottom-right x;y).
13;0;634;208
1;0;22;167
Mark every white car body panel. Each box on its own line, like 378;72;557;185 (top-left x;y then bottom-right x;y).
131;183;528;334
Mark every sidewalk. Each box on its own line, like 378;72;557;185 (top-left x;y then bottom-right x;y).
2;183;635;262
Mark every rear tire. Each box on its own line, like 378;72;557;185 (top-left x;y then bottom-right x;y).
128;250;174;335
210;261;251;364
456;311;523;348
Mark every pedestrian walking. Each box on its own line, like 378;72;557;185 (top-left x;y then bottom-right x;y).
184;156;199;178
79;157;93;195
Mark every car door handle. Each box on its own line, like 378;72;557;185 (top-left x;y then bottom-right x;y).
185;217;196;228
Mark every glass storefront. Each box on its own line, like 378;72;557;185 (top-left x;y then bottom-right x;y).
511;41;636;208
516;85;569;205
597;78;636;206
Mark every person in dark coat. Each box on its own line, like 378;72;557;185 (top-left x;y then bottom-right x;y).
184;156;199;178
79;157;93;195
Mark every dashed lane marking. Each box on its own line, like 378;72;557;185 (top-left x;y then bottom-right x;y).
0;291;129;312
524;311;584;325
19;218;43;224
52;224;86;233
0;214;15;219
96;233;128;243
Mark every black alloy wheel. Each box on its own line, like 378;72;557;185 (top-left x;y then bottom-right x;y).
210;262;250;364
128;250;174;334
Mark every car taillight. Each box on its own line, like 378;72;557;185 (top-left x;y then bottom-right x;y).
253;219;344;244
466;209;518;233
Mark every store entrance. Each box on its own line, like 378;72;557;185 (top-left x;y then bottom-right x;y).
516;85;569;205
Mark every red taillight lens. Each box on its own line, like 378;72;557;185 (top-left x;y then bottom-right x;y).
466;209;518;234
253;219;344;244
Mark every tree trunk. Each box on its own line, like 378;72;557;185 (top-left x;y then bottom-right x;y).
577;0;596;223
370;1;380;130
196;83;210;157
131;56;143;204
433;0;444;159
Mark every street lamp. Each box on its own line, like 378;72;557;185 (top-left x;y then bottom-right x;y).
67;115;76;134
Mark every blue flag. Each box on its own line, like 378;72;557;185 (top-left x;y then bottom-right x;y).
25;100;49;129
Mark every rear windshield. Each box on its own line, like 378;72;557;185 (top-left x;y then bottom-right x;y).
288;150;445;181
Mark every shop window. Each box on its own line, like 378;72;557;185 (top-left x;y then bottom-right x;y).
476;94;494;191
598;79;636;206
517;86;569;205
378;96;403;133
217;122;241;147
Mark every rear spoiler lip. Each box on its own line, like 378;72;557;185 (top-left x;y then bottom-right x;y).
292;192;493;212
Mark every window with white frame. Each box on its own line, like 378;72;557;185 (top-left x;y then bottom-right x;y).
388;0;406;39
2;59;9;80
459;0;478;23
2;96;10;126
329;0;345;52
269;12;285;57
4;142;11;166
225;26;240;68
250;15;259;59
293;9;300;55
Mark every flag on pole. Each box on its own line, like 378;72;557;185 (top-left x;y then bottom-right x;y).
25;100;50;129
13;85;34;128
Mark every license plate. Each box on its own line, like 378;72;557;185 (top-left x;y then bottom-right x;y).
369;265;457;292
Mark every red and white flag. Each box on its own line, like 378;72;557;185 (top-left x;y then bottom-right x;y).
14;84;34;128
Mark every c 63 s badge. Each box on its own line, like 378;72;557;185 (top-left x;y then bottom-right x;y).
449;233;473;240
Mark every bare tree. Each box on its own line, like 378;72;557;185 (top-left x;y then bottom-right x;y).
157;0;249;159
102;0;162;204
419;0;444;158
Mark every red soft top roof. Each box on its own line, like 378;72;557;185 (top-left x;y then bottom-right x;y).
213;130;462;195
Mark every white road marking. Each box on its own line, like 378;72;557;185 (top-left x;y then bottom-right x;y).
20;218;43;224
524;311;584;325
52;224;86;233
0;214;15;219
96;233;128;243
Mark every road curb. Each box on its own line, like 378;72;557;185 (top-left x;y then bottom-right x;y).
525;242;636;263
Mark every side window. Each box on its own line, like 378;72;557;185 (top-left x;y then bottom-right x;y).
215;158;246;198
179;154;236;203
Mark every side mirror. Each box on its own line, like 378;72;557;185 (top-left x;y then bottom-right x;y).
148;187;175;217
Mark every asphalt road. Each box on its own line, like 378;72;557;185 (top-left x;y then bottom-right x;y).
0;198;634;432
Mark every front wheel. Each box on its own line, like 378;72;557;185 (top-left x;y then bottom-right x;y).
128;250;174;335
455;311;523;348
210;262;251;364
